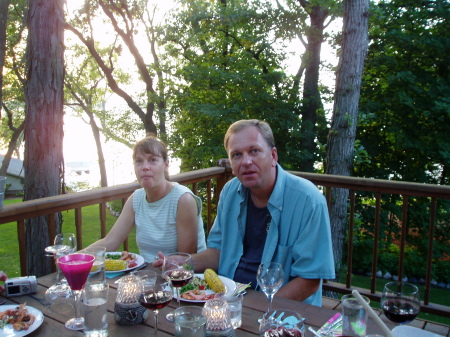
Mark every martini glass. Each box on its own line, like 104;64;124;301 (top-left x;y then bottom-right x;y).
45;233;76;301
58;253;95;330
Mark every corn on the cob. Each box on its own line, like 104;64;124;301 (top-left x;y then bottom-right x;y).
105;259;127;271
204;269;226;293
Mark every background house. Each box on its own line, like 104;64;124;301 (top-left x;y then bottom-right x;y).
0;155;25;196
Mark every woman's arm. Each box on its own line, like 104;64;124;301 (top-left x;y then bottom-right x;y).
175;193;200;254
85;195;136;251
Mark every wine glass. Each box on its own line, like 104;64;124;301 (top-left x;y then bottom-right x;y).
256;262;284;317
381;281;421;325
45;233;77;300
138;274;174;336
162;252;194;321
58;253;95;330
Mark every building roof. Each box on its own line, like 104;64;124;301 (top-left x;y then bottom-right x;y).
0;155;25;178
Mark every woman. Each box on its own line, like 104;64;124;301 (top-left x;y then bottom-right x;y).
88;136;207;262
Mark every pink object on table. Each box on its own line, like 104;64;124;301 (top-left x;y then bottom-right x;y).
58;253;95;290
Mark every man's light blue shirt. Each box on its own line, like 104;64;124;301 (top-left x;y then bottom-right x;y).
207;164;335;306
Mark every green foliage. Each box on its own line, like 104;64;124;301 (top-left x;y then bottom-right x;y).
358;0;450;184
161;0;314;170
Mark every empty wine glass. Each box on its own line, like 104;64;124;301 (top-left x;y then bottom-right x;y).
257;262;284;318
381;281;421;325
45;233;77;302
138;274;174;336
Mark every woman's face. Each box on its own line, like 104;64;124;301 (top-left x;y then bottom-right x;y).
133;150;168;190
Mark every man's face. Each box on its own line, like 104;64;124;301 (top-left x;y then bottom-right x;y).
227;126;278;191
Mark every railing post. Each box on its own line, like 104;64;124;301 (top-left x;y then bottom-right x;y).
397;195;409;282
346;190;356;288
17;220;27;276
425;198;437;305
100;203;107;238
216;159;232;199
370;193;381;293
75;208;83;250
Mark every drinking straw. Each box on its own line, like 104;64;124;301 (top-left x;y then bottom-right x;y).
351;290;395;337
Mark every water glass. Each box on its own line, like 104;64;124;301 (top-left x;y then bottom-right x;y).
341;294;370;337
83;281;109;337
215;293;243;329
174;306;207;337
83;246;106;284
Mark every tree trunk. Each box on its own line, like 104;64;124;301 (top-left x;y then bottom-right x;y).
0;0;11;119
325;0;369;279
24;0;65;277
298;1;328;172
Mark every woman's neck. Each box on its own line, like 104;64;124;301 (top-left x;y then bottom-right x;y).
145;181;173;203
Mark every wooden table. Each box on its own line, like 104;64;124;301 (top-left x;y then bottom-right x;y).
0;266;395;337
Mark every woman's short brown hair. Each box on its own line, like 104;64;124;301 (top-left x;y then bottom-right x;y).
132;135;168;162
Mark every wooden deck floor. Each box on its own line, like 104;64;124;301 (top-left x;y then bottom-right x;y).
322;296;450;337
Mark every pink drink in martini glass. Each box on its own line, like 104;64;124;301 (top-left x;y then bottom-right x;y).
58;253;95;330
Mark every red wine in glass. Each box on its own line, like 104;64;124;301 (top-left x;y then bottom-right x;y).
139;274;173;336
164;269;194;287
139;290;173;310
381;281;421;326
382;299;420;324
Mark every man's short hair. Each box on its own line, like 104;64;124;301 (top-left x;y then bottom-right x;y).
224;119;275;151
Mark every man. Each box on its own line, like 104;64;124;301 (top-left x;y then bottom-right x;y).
156;119;335;306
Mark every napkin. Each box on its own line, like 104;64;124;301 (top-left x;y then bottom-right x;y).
106;272;125;278
233;282;251;295
317;313;343;336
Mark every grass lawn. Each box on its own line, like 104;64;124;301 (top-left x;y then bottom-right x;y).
0;198;138;279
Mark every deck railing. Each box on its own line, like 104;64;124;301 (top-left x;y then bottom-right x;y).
0;159;449;318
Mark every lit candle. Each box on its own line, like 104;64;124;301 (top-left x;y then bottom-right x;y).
114;274;148;325
203;298;235;337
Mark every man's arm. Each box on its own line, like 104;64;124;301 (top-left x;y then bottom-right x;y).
192;248;220;273
276;276;320;302
153;248;221;273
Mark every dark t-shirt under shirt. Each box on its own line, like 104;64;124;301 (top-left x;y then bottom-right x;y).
233;196;271;289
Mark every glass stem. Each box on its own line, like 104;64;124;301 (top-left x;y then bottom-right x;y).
267;295;273;312
72;290;82;320
54;254;62;282
154;310;159;336
176;288;181;307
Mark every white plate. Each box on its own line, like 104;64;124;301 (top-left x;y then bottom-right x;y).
0;305;44;337
177;273;237;303
392;325;444;337
105;252;145;273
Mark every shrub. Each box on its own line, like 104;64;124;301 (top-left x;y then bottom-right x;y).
434;260;450;282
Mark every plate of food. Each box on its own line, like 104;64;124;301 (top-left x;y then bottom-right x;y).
105;251;145;273
177;269;237;303
0;304;44;337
